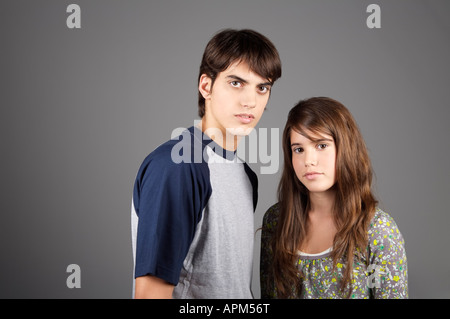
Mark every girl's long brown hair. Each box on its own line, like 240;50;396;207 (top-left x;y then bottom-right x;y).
272;97;377;297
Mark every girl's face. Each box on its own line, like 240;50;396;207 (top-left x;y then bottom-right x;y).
290;129;337;194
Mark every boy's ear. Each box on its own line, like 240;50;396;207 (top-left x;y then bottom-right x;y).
198;74;212;100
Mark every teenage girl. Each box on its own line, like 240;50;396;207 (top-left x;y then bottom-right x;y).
260;97;408;298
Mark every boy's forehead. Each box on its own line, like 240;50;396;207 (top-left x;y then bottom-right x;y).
219;60;270;82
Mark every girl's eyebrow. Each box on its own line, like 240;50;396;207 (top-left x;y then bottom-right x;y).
291;138;333;147
314;138;333;143
226;75;273;87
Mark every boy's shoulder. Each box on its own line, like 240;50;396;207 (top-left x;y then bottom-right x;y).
139;126;204;169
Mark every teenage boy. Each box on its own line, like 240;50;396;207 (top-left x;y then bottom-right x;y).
131;29;282;298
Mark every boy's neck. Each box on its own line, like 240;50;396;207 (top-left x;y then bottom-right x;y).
198;120;242;152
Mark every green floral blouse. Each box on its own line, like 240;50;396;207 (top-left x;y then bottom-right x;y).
260;204;408;299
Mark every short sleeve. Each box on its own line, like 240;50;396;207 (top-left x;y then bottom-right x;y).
367;209;408;298
132;148;211;285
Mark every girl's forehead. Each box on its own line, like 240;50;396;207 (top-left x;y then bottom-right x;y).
291;127;333;143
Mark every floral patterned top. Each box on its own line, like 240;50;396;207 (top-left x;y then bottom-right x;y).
260;204;408;299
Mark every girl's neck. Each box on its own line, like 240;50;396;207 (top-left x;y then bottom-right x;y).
308;189;336;217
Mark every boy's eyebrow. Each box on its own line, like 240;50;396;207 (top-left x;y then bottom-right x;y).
226;75;273;86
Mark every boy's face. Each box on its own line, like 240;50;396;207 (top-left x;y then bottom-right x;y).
199;60;272;150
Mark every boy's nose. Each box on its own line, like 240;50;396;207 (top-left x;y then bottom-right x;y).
241;89;256;108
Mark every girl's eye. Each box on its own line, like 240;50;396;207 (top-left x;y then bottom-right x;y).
317;144;328;150
293;147;304;153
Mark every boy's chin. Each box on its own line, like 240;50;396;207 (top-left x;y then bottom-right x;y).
226;126;255;137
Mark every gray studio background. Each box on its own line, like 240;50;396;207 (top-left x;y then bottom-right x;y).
1;0;449;298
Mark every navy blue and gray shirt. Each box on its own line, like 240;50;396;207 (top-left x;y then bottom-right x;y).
131;126;258;298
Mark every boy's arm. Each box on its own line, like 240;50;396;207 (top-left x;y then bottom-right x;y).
132;135;211;298
134;275;174;299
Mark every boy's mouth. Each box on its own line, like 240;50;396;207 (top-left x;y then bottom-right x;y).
235;113;254;124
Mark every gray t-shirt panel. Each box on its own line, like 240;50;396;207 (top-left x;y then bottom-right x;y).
173;146;255;299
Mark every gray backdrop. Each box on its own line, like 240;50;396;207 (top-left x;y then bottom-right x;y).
1;0;449;298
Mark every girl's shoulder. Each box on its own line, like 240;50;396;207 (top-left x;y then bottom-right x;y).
369;208;401;233
368;207;405;248
262;202;281;229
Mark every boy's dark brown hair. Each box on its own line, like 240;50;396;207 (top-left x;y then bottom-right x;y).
197;29;282;118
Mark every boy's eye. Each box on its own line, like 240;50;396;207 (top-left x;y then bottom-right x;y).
258;86;269;94
230;81;242;87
